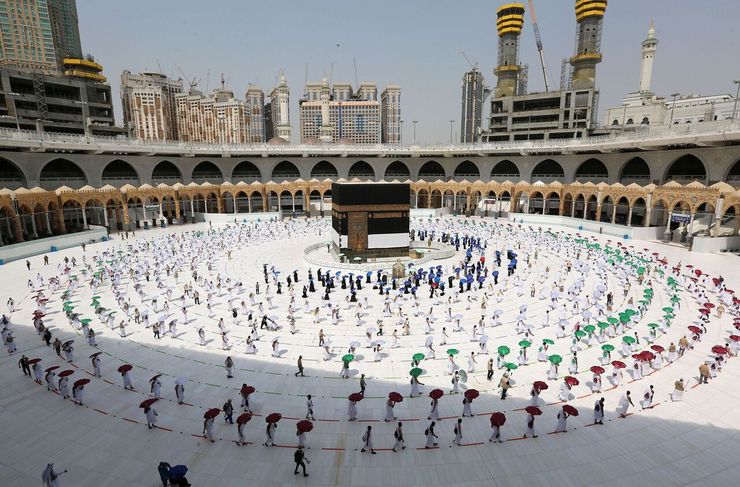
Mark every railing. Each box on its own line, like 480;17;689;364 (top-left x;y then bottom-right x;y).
0;119;737;155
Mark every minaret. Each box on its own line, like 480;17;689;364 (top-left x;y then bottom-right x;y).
570;0;608;90
494;3;525;98
639;20;658;93
319;77;333;142
276;74;291;141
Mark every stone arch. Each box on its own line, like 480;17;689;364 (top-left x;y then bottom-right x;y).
272;161;300;180
152;161;182;184
61;199;85;232
0;205;19;243
232;161;262;182
664;154;707;184
418;161;445;181
430;189;442;209
453;160;480;180
348;161;375;180
192;161;223;184
528;191;544;214
631;197;647;226
619;157;651;184
250;190;265;212
417;188;430;208
585;194;598;220
384;161;410;180
531;159;564;182
600;195;615;223
0;157;27;189
102;160;140;186
725;158;740;186
575;158;608;182
490;160;520;181
544;191;560;215
563;193;574;217
310;160;339;179
40;158;87;190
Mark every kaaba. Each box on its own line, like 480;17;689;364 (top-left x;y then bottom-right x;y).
331;182;410;259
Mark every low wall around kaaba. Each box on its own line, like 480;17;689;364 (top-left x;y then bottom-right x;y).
331;182;410;259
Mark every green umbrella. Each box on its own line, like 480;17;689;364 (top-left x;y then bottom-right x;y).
662;307;674;313
519;340;532;348
504;363;518;370
583;325;596;334
601;344;615;352
497;346;511;356
80;318;92;324
619;314;631;323
342;354;354;363
671;296;681;303
543;339;555;345
624;309;637;316
622;336;635;345
647;323;660;329
597;321;610;330
548;354;562;365
638;300;649;306
446;348;459;356
412;353;425;362
637;267;645;275
607;317;619;324
574;330;587;339
409;368;423;378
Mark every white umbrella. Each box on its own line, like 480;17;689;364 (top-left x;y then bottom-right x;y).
349;341;361;349
366;327;377;335
479;335;489;343
371;339;385;346
425;336;434;346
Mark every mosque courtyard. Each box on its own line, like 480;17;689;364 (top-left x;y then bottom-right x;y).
1;216;739;487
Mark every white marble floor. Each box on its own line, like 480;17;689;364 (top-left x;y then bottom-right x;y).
1;217;738;487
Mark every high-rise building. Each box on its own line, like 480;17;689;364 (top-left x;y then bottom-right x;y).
299;79;400;144
460;69;485;142
245;86;266;143
175;89;250;144
264;102;274;141
0;0;59;74
570;0;607;90
493;3;525;98
120;71;183;141
269;74;291;142
47;0;82;65
381;85;401;144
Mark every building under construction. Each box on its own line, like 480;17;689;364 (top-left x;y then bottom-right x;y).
482;1;606;142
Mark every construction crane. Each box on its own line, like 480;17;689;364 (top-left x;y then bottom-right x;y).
176;66;200;93
458;49;479;71
528;0;551;92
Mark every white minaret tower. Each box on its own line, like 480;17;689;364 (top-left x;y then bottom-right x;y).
639;20;658;93
319;77;333;142
276;74;291;142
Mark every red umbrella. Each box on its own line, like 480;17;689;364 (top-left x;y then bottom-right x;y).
464;389;480;400
348;392;364;402
45;366;60;373
73;378;90;387
590;366;605;375
640;351;655;361
388;392;403;403
688;325;702;334
685;264;693;268
117;364;132;373
297;420;313;433
631;354;643;360
89;352;102;358
712;345;728;355
58;369;74;377
611;360;626;369
562;404;579;416
699;308;710;315
490;412;506;427
564;376;579;386
525;406;542;416
729;335;740;342
429;389;444;400
237;413;252;424
265;413;282;424
533;380;549;391
694;269;702;276
240;385;255;396
651;344;665;353
139;398;158;408
704;302;715;308
27;358;42;365
203;408;220;419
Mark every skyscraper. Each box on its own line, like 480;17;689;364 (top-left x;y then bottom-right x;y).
121;71;183;141
0;0;58;74
47;0;82;65
269;74;291;142
175;88;250;144
460;69;485;143
245;86;266;143
381;85;401;144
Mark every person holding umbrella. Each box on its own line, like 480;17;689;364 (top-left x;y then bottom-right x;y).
32;359;43;384
385;396;397;422
150;375;162;399
120;366;135;390
392;422;406;452
410;374;424;397
62;341;73;362
58;374;70;399
360;425;376;454
203;415;216;442
489;413;505;443
71;380;87;405
347;398;358;422
45;367;57;391
144;403;158;429
524;406;540;438
263;416;278;446
240;384;254;413
554;407;569;433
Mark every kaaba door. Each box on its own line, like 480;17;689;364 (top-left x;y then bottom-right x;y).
348;212;368;251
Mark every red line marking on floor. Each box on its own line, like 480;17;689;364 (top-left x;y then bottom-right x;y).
122;417;140;424
231;441;254;446
102;379;114;385
84;371;95;377
547;431;566;435
154;426;173;432
462;442;485;446
93;408;108;415
273;444;299;449
642;403;660;410
691;383;701;389
583;423;597;427
398;418;420;421
321;447;346;451
618;413;633;419
513;407;527;411
506;436;527;442
317;419;340;422
191;434;206;439
576;394;592;399
357;419;380;422
416;446;440;450
281;416;301;420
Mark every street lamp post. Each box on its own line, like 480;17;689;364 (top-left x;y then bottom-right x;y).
449;120;454;144
412;120;418;145
668;93;680;126
732;80;740;120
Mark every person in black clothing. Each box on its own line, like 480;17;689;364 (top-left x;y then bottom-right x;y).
294;448;309;476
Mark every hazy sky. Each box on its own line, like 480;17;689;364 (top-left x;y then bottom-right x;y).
79;0;739;144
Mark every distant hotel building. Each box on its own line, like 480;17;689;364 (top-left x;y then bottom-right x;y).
460;68;487;143
269;74;291;142
175;88;250;144
381;85;401;144
120;70;183;141
299;79;400;144
245;86;266;143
